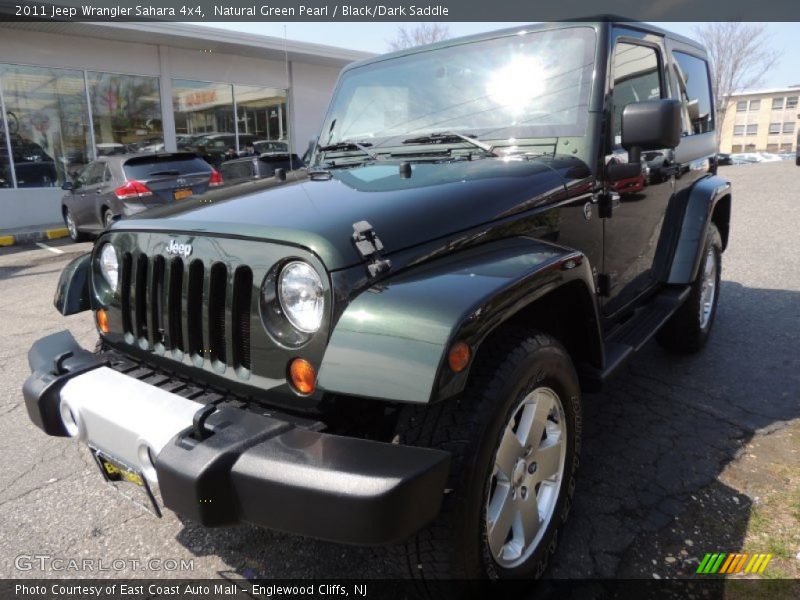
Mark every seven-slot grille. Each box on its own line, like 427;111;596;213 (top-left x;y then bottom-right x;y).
119;251;253;374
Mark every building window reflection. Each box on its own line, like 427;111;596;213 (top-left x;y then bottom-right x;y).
1;64;90;187
87;72;163;154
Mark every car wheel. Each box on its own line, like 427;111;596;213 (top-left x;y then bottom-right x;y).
656;223;722;354
64;208;86;242
393;331;581;583
103;209;115;229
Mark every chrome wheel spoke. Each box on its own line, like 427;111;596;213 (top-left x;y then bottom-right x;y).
519;390;553;450
516;494;542;547
495;424;523;477
487;483;515;558
533;439;563;482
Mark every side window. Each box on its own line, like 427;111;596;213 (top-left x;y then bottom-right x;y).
76;162;102;187
611;42;662;144
85;163;105;186
672;51;714;135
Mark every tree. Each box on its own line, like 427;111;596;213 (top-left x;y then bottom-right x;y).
693;23;781;138
388;23;450;51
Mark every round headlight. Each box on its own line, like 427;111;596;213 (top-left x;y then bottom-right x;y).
99;244;119;292
278;261;324;333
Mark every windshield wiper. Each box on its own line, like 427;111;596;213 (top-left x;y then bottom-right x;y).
402;132;497;156
317;141;377;161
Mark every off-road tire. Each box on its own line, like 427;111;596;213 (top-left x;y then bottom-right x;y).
656;223;722;354
392;330;581;589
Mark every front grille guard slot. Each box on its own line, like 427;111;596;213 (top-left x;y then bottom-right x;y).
118;250;252;379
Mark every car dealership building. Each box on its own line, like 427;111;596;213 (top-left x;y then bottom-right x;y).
0;21;370;229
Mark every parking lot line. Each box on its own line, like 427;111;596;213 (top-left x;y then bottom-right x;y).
36;242;64;255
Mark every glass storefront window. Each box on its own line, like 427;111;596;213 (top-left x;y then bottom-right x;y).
1;65;91;187
87;72;163;154
172;79;235;165
233;84;288;145
1;113;12;188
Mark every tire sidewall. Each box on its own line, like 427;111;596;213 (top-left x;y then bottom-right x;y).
453;340;582;579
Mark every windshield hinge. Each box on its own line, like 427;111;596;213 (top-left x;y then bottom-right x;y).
352;221;392;278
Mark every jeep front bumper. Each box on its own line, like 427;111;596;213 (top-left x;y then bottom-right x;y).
22;331;451;545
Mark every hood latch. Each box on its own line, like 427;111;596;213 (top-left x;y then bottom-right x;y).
352;221;392;278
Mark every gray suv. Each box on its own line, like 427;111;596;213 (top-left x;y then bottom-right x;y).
62;152;222;241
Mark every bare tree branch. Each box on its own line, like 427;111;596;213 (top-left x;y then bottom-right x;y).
387;23;450;51
693;23;782;135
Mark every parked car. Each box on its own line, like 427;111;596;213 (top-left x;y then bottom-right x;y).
61;152;223;241
96;143;127;157
253;140;289;154
191;133;258;166
218;152;305;185
25;21;731;581
715;152;732;166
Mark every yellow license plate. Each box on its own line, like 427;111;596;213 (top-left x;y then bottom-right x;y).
92;448;161;517
173;188;192;201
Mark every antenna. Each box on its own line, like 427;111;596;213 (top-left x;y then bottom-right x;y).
283;24;293;172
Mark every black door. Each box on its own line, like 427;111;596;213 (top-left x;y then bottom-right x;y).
601;33;675;318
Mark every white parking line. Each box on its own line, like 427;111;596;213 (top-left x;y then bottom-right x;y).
36;242;64;255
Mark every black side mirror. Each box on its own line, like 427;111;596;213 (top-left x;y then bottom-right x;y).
621;99;682;163
61;181;74;192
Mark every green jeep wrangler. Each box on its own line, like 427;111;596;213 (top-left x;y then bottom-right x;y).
23;20;730;580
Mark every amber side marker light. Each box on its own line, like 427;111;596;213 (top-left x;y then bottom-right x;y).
96;308;109;333
448;341;471;373
289;358;316;395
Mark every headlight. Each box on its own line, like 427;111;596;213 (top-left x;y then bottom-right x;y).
99;244;119;292
278;261;324;333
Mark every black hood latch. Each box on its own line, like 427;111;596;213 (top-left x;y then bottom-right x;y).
352;221;392;278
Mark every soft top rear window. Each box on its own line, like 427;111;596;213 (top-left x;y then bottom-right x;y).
123;154;211;179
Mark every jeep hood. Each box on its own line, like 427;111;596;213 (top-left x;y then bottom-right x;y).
116;157;588;271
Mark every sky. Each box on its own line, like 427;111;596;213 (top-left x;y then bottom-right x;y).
195;21;800;89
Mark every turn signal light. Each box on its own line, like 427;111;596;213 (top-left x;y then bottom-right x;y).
96;308;109;333
209;169;224;187
288;358;316;395
448;341;471;373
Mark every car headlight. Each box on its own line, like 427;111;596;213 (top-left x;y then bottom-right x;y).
278;261;324;333
99;244;119;292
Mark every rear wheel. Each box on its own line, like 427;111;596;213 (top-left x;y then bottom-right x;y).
393;331;581;585
103;208;115;229
657;223;722;353
63;208;86;242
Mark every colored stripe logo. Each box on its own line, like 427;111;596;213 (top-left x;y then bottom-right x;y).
696;552;773;574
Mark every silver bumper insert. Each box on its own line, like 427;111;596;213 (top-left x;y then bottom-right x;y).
59;367;203;483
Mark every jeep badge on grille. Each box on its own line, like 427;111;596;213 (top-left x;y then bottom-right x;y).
165;240;192;258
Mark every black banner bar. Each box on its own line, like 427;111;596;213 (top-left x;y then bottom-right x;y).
1;0;800;22
3;579;800;600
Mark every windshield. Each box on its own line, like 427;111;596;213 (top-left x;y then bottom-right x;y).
320;26;596;152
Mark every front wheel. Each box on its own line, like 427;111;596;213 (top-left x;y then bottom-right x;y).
64;208;86;242
394;331;581;582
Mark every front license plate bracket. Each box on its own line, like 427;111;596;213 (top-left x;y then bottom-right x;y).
91;447;162;517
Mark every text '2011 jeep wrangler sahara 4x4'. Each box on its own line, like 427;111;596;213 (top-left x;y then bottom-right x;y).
23;21;730;580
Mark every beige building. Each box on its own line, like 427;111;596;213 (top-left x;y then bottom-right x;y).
719;86;800;153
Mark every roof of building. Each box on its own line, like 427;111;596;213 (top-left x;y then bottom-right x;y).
0;21;374;67
730;86;800;98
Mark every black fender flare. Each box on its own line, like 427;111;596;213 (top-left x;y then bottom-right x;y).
317;237;602;404
54;252;92;315
667;175;731;285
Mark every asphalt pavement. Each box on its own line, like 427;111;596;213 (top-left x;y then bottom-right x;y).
0;161;798;580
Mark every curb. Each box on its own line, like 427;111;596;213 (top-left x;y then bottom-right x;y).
0;227;69;248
